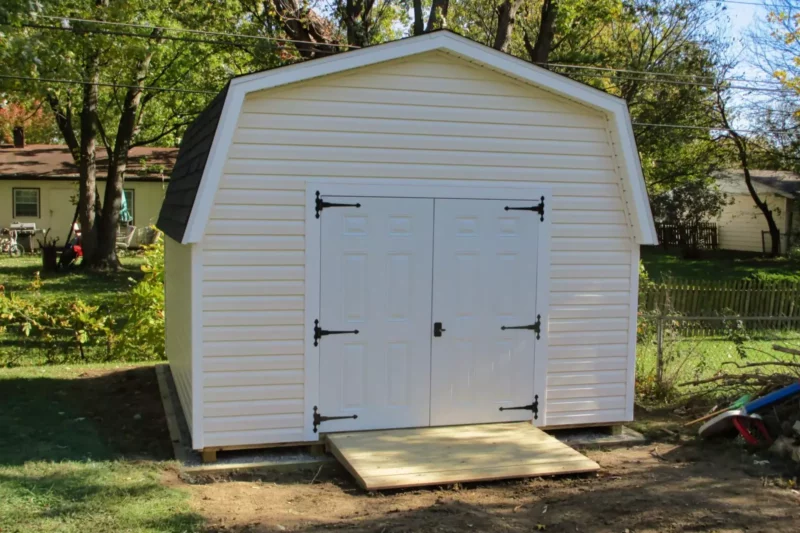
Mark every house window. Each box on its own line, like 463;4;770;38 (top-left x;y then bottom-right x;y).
122;189;135;224
12;188;40;218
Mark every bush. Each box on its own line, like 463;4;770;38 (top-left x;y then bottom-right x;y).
114;236;165;360
0;234;165;365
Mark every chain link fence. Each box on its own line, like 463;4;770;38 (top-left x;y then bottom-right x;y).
637;314;800;399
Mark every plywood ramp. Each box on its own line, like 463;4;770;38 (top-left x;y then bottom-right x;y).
326;422;600;490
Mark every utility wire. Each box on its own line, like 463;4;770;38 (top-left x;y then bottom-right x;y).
632;122;795;134
2;74;797;134
13;22;792;91
38;15;358;49
20;22;338;55
0;74;219;94
543;62;784;86
25;16;787;87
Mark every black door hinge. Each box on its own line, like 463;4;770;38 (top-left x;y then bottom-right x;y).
505;196;545;221
501;314;542;339
313;406;358;433
315;191;361;218
499;394;539;420
313;319;359;347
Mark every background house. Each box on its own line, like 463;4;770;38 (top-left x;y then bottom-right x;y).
715;170;799;254
0;142;174;250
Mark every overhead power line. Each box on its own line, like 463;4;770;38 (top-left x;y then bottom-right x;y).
632;122;795;134
38;15;358;49
2;74;796;135
0;74;219;94
23;15;788;88
542;62;784;87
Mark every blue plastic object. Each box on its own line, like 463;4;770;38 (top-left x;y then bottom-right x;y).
742;381;800;414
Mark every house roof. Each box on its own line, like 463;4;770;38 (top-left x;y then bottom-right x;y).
714;169;800;199
160;30;657;245
0;144;175;181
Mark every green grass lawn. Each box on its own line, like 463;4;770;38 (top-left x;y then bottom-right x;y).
0;255;147;304
0;255;149;365
637;326;800;399
0;363;203;533
641;247;800;283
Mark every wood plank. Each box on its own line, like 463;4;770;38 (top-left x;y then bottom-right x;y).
326;422;599;490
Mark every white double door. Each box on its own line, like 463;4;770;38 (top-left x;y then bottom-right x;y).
318;196;540;433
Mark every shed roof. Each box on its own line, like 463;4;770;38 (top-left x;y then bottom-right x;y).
0;144;175;181
157;83;229;242
159;30;657;245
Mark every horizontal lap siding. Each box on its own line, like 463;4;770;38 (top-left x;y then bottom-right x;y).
717;194;788;253
200;51;636;444
165;237;195;434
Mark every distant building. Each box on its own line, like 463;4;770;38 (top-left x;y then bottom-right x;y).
714;169;799;254
0;142;174;249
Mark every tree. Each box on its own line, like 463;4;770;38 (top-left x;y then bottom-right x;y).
0;99;60;144
713;83;784;257
0;1;249;269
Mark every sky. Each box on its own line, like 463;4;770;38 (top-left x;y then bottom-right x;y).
715;0;769;76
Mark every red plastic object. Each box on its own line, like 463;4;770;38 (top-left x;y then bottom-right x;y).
73;244;83;257
732;415;772;446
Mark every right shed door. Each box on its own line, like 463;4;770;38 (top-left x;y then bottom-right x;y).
430;199;541;426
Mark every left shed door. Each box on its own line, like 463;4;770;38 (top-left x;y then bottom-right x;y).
317;196;434;433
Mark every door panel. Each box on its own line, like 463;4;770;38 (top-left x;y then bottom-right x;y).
318;197;434;432
430;199;540;426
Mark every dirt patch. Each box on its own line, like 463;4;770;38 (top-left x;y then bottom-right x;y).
72;365;173;459
184;441;800;533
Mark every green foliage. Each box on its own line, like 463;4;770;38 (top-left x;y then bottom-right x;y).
0;274;114;365
0;236;165;366
115;235;165;361
650;178;731;226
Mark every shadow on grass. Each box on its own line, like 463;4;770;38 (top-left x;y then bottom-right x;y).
0;366;172;465
0;462;204;533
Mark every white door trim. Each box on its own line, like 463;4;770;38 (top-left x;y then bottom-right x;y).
303;180;551;440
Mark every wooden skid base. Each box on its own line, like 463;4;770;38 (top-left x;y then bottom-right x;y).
326;422;600;490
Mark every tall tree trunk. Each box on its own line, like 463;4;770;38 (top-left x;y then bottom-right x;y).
78;52;100;263
494;0;525;52
412;0;424;36
715;88;782;257
733;138;783;257
426;0;449;32
529;0;558;64
94;46;156;269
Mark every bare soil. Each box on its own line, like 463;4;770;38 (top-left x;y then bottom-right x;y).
182;439;800;533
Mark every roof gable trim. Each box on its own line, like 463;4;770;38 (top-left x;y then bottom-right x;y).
182;31;657;245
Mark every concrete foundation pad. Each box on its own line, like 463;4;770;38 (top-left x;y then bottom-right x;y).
155;364;333;476
156;364;643;477
552;426;647;448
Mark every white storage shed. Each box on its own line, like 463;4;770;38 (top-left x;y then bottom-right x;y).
159;30;657;455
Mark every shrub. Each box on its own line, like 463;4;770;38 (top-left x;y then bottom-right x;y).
0;233;166;366
114;236;165;360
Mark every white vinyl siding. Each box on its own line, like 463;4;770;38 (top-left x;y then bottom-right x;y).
165;236;195;435
717;193;790;253
199;51;637;444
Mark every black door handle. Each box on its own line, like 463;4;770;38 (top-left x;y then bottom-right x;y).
433;322;446;337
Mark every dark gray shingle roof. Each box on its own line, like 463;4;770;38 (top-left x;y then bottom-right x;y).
157;83;229;242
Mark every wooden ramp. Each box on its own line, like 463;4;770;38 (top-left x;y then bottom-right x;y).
326;422;600;490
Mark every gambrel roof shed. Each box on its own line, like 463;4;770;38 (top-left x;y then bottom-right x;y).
159;30;657;461
159;30;656;245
